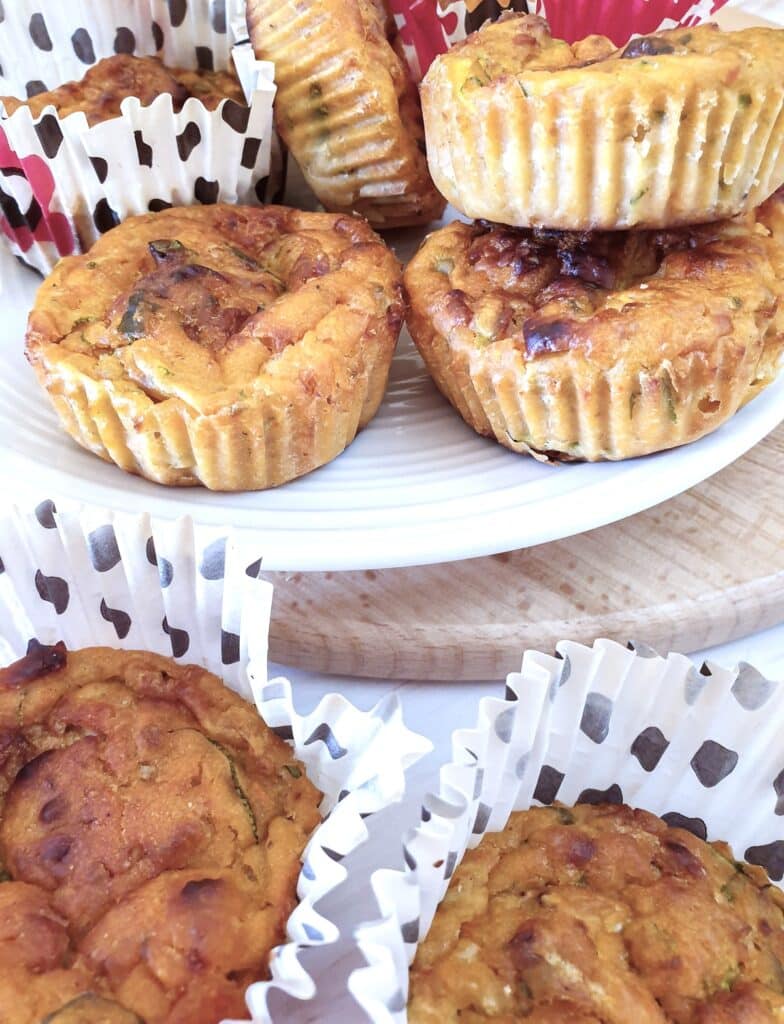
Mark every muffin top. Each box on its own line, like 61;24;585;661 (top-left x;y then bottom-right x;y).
0;642;321;1024
26;203;404;419
409;802;784;1023
404;193;784;371
439;14;784;93
1;54;245;125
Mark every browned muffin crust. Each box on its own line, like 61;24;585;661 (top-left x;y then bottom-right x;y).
404;194;784;460
0;642;321;1024
1;54;245;125
409;803;784;1023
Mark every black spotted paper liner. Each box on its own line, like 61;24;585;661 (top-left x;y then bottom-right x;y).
0;502;431;1022
350;638;784;1021
0;0;279;274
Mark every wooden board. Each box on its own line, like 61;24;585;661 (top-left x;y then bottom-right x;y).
266;426;784;681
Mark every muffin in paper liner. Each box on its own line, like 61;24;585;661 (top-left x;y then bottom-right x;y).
350;637;784;1021
420;15;784;231
0;0;280;275
245;0;446;230
24;203;404;491
404;200;784;462
0;501;432;1022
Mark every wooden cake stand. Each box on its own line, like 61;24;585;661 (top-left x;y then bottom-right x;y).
266;425;784;681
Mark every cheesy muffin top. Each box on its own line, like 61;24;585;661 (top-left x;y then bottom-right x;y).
0;643;321;1024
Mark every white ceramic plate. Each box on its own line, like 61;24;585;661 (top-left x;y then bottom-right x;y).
3;233;784;572
3;1;783;573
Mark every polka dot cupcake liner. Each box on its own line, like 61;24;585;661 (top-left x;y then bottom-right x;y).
0;1;280;274
351;638;784;1021
0;500;432;1021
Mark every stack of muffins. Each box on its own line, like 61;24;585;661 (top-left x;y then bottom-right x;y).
404;13;784;461
3;2;784;493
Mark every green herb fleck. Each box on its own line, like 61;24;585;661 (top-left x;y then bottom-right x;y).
314;104;329;120
631;187;648;205
284;764;303;779
720;967;739;991
730;296;743;310
86;260;98;269
462;75;486;92
119;291;147;340
0;869;10;883
72;316;96;328
679;32;693;45
435;257;455;275
228;244;261;270
149;238;185;260
518;81;530;99
629;391;640;418
720;881;736;903
739;93;752;108
555;807;575;825
662;375;677;422
159;366;173;377
207;737;258;841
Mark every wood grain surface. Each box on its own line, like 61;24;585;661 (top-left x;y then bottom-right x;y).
266;426;784;682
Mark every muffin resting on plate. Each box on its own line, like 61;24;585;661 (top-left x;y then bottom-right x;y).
0;54;246;124
0;642;321;1024
404;192;784;461
409;802;784;1023
25;204;404;490
421;14;784;230
246;0;446;229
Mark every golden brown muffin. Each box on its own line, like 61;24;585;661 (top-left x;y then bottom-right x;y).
25;203;404;489
421;14;784;230
246;0;446;229
409;803;784;1023
404;192;784;461
1;54;245;125
0;641;321;1024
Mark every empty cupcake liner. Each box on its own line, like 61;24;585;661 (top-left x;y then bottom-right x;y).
351;638;784;1022
0;501;432;1022
0;0;279;274
390;0;733;79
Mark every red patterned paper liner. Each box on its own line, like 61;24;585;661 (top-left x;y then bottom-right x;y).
393;0;733;77
0;125;75;257
531;0;732;46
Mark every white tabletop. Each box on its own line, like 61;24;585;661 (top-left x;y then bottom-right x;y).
269;621;784;1021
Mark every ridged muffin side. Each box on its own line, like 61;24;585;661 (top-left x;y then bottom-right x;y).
247;0;445;229
404;194;784;461
421;15;784;230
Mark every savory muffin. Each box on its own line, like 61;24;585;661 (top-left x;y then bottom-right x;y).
1;54;246;125
0;641;321;1024
246;0;446;229
421;14;784;229
409;803;784;1023
404;192;784;461
25;203;404;489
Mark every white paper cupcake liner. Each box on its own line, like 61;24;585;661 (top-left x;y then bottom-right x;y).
0;0;279;274
351;637;784;1022
0;501;432;1023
